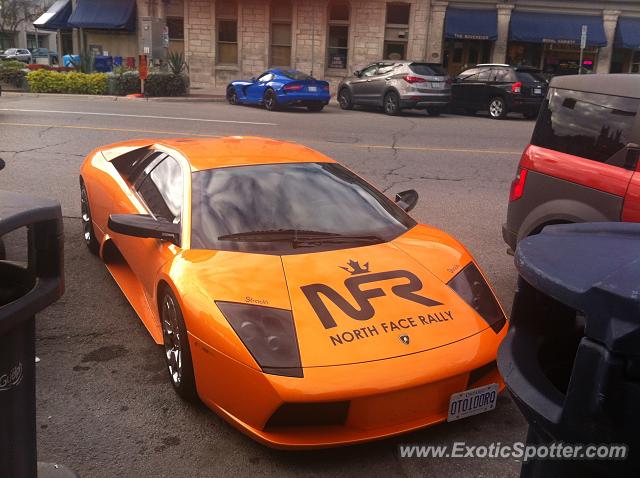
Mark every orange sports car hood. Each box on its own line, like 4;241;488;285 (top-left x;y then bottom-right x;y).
282;240;494;367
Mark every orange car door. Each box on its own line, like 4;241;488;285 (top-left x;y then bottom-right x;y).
121;154;184;303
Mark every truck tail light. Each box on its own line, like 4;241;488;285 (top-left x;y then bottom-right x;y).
509;168;528;202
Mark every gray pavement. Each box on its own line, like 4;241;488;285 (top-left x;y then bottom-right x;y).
0;92;533;477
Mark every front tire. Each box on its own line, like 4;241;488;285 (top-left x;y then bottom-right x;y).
307;104;324;112
488;97;507;119
264;89;278;111
426;106;442;117
80;179;99;256
383;91;400;116
338;88;353;110
227;86;238;105
160;286;197;401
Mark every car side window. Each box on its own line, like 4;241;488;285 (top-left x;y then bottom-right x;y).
377;64;395;75
361;65;378;77
532;88;640;169
457;68;479;81
492;68;512;82
258;73;274;82
136;156;183;223
476;68;491;81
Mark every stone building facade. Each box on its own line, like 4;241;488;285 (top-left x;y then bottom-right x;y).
52;0;640;90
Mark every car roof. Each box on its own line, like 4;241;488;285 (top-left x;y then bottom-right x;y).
550;74;640;99
99;136;336;172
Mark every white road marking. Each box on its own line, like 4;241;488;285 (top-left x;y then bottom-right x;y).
0;108;278;126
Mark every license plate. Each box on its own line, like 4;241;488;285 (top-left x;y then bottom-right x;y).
430;82;444;89
533;88;542;95
308;86;317;92
447;383;499;422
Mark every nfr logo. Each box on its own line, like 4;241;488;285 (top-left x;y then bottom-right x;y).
301;260;442;329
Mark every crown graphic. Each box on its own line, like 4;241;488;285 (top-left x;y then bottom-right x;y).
340;260;370;275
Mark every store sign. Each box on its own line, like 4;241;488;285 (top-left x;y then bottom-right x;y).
453;34;490;40
329;55;346;69
542;39;577;45
580;25;588;49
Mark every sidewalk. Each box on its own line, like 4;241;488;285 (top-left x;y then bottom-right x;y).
1;87;227;103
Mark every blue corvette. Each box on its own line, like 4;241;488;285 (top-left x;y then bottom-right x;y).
226;69;331;112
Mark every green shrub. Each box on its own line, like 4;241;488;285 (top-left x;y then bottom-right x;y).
144;72;188;97
0;68;27;88
107;70;141;96
0;59;27;70
27;69;108;95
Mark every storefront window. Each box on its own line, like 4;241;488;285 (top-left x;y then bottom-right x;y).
507;42;542;68
384;3;410;60
270;1;292;67
26;34;46;50
327;2;349;69
631;50;640;74
217;0;237;64
167;17;184;41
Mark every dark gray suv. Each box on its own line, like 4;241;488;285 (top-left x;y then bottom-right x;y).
337;61;451;116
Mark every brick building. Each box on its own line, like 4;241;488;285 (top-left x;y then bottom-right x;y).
34;0;640;91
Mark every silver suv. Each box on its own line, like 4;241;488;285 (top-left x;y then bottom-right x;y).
0;48;32;63
337;61;451;116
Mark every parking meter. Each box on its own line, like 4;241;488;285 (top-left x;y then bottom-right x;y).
0;190;64;478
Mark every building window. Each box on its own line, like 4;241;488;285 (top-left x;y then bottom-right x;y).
167;17;184;41
217;0;238;64
0;33;15;50
384;3;410;60
270;1;292;67
327;2;349;69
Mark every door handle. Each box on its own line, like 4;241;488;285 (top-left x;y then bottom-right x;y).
385;77;391;80
366;79;372;82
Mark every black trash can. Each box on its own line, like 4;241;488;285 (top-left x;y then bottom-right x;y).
0;191;64;478
498;222;640;478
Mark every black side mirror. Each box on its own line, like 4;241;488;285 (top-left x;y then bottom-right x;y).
108;214;180;246
353;70;361;77
395;189;419;212
0;158;5;171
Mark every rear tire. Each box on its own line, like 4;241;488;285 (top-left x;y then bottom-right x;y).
160;286;197;401
307;104;324;112
338;88;353;110
226;86;238;105
80;179;100;256
426;106;442;117
383;91;400;116
488;97;507;119
264;89;278;111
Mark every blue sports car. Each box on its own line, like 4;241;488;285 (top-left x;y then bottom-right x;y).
226;69;331;112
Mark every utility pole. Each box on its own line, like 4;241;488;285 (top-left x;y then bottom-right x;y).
310;1;315;77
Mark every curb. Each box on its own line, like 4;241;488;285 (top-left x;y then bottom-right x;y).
1;91;227;103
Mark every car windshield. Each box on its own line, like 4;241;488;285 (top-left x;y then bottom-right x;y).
280;70;312;80
409;63;446;76
190;162;415;253
516;71;546;83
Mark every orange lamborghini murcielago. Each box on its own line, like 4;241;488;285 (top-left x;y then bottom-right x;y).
79;136;507;448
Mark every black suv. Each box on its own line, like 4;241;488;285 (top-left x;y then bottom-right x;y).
451;64;548;119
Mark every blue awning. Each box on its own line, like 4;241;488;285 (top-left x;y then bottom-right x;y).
615;17;640;49
33;0;72;31
68;0;136;31
509;11;607;47
445;8;497;41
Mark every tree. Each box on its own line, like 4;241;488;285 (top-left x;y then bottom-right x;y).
0;0;45;46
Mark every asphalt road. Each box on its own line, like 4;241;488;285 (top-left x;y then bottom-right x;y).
0;93;534;478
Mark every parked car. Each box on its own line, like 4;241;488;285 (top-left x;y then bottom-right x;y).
227;69;330;112
30;47;58;65
80;136;507;448
337;61;451;116
502;74;640;252
451;64;548;120
0;48;32;63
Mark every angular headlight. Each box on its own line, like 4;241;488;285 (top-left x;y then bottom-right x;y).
216;301;303;378
447;263;506;333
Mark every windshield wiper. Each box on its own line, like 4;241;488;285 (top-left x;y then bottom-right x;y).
218;229;382;245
